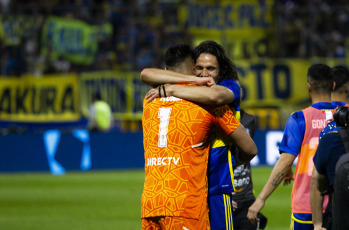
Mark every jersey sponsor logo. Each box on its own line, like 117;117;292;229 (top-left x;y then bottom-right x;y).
146;157;180;166
312;119;327;129
234;177;251;188
234;165;246;175
160;96;182;102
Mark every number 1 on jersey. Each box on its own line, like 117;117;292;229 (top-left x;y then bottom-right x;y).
158;107;172;147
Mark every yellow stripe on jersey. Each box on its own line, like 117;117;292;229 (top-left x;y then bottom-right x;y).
228;149;235;191
235;110;241;121
210;135;235;190
211;138;226;148
224;195;229;230
223;194;234;230
291;214;313;224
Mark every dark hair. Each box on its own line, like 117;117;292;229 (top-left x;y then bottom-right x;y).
307;63;333;93
164;43;193;69
193;40;238;84
331;65;349;92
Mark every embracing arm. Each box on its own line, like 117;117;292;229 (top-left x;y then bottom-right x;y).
146;84;235;105
140;68;199;87
247;152;296;224
167;84;235;105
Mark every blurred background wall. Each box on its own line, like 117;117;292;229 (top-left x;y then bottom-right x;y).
0;0;348;173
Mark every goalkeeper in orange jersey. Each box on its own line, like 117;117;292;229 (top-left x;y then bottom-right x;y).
141;43;257;229
142;41;244;230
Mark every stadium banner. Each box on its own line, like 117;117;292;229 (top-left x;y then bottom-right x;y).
0;15;43;45
79;71;151;120
41;16;112;65
180;0;273;36
0;74;80;122
179;0;274;58
235;59;312;130
236;59;310;107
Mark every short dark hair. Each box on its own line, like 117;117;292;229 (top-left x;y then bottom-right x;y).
193;40;238;84
331;65;349;92
164;43;193;69
307;63;333;93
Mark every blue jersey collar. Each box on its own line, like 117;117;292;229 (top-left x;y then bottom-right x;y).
311;102;336;110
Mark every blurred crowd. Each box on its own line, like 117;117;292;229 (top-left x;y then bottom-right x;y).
0;0;191;77
276;0;349;58
0;0;347;77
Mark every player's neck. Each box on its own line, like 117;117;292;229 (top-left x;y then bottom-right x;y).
331;94;347;103
311;95;332;104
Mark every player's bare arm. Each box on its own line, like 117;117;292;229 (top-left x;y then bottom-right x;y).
141;68;200;87
247;152;296;225
146;82;234;104
310;167;326;230
271;172;286;186
227;124;257;163
313;167;329;193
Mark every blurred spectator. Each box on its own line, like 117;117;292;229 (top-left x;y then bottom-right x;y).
0;0;12;13
88;92;113;132
4;43;26;77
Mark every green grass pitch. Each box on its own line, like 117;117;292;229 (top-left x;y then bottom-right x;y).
0;167;292;229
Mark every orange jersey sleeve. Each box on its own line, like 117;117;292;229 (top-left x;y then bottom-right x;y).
210;104;240;136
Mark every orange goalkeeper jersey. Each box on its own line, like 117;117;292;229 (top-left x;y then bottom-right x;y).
141;96;240;220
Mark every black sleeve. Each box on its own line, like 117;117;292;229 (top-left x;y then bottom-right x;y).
313;133;332;175
240;109;257;139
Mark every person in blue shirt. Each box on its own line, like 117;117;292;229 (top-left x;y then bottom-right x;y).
312;115;348;230
141;41;255;230
313;130;346;191
311;65;349;229
319;65;349;139
247;64;336;230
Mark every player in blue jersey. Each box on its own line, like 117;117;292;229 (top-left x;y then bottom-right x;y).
248;64;336;230
141;41;249;230
312;108;349;230
193;41;240;230
310;65;349;229
319;65;349;139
